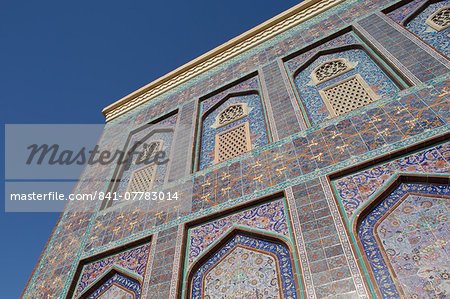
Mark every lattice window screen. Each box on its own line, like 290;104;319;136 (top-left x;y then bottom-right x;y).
215;122;251;163
319;74;378;117
213;103;249;128
126;140;162;193
311;58;354;84
426;6;450;31
139;140;163;162
127;164;157;193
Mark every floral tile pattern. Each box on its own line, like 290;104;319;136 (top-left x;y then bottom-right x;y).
190;234;297;299
333;141;450;218
88;273;140;299
358;184;450;298
188;199;289;266
203;246;280;298
22;0;450;297
75;242;150;297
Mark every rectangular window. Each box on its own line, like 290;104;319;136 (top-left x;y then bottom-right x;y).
319;74;378;117
214;122;251;163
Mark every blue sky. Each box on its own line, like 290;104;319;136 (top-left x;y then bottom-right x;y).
1;1;301;297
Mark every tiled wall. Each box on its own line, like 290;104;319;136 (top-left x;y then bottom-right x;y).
23;0;450;298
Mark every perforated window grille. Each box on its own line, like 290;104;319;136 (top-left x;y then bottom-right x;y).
311;58;354;84
219;105;244;124
126;140;162;193
213;103;250;128
137;140;163;162
319;74;378;117
215;122;251;163
127;164;157;193
426;6;450;31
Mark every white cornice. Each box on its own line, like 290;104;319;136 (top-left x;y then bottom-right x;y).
102;0;345;122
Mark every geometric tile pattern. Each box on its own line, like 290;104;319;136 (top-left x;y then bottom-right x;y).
190;234;297;299
84;76;450;256
320;74;377;117
358;183;450;298
215;122;251;163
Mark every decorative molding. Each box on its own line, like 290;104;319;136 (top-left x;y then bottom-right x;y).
169;224;184;299
140;233;158;298
102;0;345;122
319;176;369;298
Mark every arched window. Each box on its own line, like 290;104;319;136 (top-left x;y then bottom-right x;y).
426;5;450;31
126;140;163;194
198;89;269;170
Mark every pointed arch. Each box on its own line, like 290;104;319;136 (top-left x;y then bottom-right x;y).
76;266;142;299
353;174;450;298
185;227;300;299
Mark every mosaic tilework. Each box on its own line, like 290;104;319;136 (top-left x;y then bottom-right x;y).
86;76;449;256
75;242;150;297
199;81;269;170
261;60;302;139
358;183;450;298
291;179;359;298
203;246;281;298
87;273;141;299
190;234;297;299
389;0;450;57
22;0;450;297
334;141;450;218
291;46;400;125
387;0;425;23
114;114;177;199
166;101;196;182
188;199;289;266
112;0;395;129
358;12;449;83
146;226;178;298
